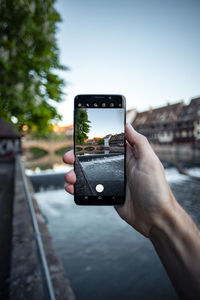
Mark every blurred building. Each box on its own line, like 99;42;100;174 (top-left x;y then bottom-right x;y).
132;102;184;144
85;137;102;145
174;97;200;145
52;124;73;136
131;97;200;148
109;133;124;147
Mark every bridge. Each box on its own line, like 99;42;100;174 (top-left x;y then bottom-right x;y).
23;139;72;154
75;144;124;154
75;144;106;154
22;140;124;167
22;138;73;167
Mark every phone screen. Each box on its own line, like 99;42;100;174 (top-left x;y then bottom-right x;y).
74;95;126;205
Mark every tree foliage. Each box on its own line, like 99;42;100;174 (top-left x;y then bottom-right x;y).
75;109;91;144
0;0;68;135
98;138;104;145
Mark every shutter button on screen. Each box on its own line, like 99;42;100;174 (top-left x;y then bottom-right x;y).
96;184;104;193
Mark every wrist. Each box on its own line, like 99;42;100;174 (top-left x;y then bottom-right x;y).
149;194;182;242
149;195;200;248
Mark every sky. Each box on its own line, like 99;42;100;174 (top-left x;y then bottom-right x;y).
54;0;200;125
84;108;124;139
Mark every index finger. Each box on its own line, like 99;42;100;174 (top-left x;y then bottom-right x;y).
63;150;75;165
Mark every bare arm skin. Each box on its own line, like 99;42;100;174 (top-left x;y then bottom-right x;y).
63;123;200;299
149;201;200;300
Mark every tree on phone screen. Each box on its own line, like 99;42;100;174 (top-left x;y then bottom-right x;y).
76;109;90;144
98;138;104;145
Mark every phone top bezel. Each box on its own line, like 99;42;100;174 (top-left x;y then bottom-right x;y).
73;94;126;206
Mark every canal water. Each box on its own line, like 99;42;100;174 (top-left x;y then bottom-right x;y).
28;165;200;300
80;154;124;196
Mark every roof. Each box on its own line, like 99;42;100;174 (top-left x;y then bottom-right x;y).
133;102;184;126
109;133;124;141
52;124;73;133
190;97;200;105
103;134;112;139
66;124;74;129
177;97;200;122
0;119;20;138
85;137;102;142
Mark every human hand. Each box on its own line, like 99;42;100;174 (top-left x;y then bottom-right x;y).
115;123;176;237
63;123;176;237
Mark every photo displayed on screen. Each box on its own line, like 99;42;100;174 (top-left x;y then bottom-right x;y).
75;108;125;197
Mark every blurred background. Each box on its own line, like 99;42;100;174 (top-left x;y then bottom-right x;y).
0;0;200;299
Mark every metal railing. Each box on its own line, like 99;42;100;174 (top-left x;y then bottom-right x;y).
17;155;56;300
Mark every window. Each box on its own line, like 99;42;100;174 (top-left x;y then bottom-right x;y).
182;131;187;137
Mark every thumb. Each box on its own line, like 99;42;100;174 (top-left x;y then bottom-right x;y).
125;123;151;156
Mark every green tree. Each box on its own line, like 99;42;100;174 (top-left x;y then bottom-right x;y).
98;138;104;145
75;109;90;144
0;0;68;135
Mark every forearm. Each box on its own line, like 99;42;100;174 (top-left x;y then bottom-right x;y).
149;198;200;300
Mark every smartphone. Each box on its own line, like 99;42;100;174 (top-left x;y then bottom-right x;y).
74;95;126;205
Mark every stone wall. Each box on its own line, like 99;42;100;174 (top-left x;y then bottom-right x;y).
9;157;75;300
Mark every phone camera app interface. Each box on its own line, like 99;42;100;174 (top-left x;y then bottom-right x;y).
75;97;125;197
